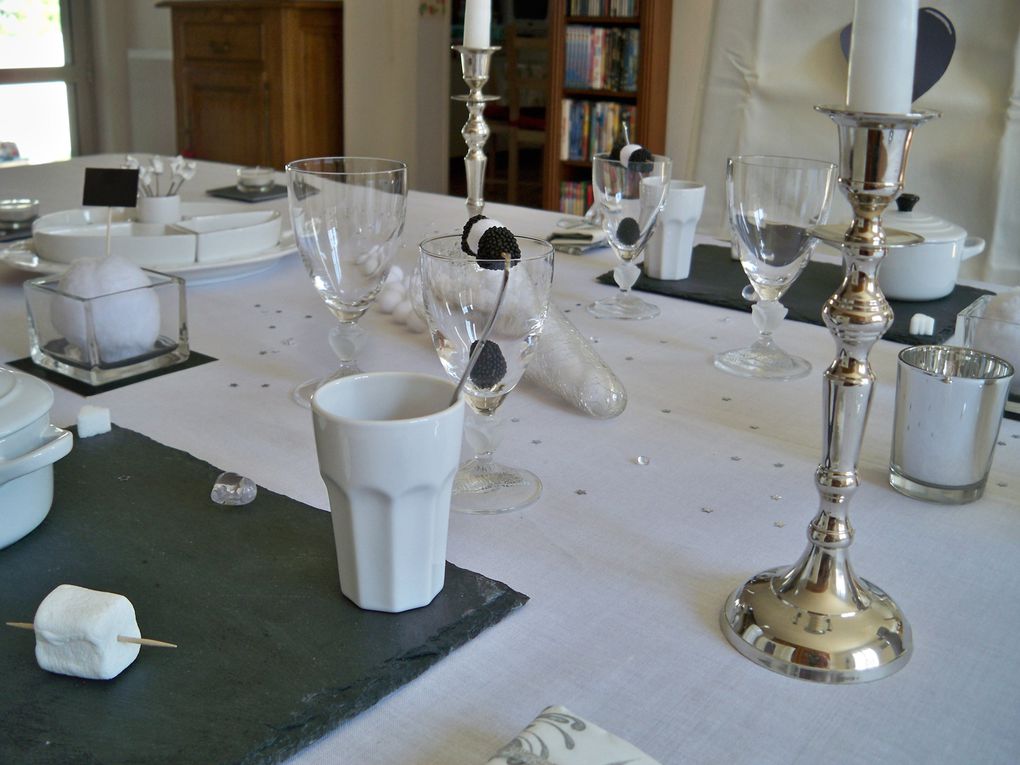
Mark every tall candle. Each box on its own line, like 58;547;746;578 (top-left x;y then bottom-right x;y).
846;0;919;114
463;0;491;49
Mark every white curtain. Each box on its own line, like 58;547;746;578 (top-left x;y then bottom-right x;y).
685;0;1020;285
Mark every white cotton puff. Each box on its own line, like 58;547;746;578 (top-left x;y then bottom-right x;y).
33;584;141;680
403;310;427;333
376;284;405;314
971;291;1020;395
77;405;111;438
392;301;414;325
385;265;404;285
51;256;161;364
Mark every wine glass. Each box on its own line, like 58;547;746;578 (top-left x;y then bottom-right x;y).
587;152;672;320
285;157;407;406
419;234;555;514
714;155;836;380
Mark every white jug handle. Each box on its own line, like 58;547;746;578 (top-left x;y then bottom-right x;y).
0;427;72;484
963;236;985;259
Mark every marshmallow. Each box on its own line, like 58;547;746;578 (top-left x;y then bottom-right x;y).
77;405;111;438
33;584;141;680
51;255;161;364
466;218;503;255
908;312;936;336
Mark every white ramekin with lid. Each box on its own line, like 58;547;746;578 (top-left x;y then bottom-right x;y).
0;366;73;549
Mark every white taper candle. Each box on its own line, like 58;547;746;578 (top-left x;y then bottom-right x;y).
846;0;919;114
463;0;491;49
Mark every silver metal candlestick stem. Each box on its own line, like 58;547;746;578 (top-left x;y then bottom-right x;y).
452;45;501;217
720;106;937;683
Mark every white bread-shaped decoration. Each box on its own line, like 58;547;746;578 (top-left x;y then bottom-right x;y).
33;584;141;680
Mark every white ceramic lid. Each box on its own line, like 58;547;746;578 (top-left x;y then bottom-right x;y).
885;194;967;244
0;367;55;438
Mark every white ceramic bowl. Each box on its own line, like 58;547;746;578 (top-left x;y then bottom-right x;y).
882;196;985;301
0;367;73;549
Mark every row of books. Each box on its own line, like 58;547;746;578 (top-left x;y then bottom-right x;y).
564;25;640;92
560;99;637;161
559;181;593;216
568;0;638;17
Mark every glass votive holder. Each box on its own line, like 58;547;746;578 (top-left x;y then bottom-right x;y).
236;166;275;192
957;294;1020;411
24;269;189;386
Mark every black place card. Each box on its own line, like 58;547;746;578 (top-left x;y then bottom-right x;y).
83;167;140;208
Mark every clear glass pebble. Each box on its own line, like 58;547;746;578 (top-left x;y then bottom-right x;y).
211;472;257;506
635;455;650;465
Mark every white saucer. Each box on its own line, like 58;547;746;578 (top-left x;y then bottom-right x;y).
1;233;297;286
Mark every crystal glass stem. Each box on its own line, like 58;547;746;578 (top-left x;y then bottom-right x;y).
720;107;937;683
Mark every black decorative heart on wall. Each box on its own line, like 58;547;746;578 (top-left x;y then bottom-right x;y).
840;7;957;102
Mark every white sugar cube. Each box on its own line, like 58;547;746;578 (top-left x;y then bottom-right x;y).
33;584;141;680
908;313;935;336
77;405;111;438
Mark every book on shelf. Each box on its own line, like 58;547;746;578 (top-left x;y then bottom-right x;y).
559;180;593;216
568;0;638;17
564;25;640;91
560;99;637;161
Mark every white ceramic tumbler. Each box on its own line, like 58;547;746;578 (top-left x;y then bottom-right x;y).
644;180;705;280
311;372;465;612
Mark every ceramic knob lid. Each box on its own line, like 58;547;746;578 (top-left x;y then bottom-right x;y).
886;193;967;244
0;366;55;438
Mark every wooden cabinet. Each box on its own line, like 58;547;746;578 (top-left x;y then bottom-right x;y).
159;0;343;169
542;0;672;212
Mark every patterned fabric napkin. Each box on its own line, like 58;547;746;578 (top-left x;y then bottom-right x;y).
486;706;661;765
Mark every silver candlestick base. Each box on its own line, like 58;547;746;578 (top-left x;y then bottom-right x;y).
720;106;937;683
452;45;500;217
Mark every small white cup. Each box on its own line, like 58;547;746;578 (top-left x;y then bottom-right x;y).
135;195;181;224
644;180;705;280
311;372;465;612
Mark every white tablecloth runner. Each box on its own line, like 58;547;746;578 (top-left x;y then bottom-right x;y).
1;157;1018;764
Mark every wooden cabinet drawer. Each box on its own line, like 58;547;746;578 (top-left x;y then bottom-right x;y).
181;20;263;62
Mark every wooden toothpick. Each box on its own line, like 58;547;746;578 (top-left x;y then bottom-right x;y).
6;621;177;648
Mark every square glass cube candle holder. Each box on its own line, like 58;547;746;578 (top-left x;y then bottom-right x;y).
24;269;189;386
956;294;1020;418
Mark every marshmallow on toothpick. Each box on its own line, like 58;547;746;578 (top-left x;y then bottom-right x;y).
32;585;142;680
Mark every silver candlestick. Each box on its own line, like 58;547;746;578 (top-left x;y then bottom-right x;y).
452;45;500;217
720;106;937;683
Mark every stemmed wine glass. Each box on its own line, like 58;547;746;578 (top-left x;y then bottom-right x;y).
285;157;407;406
587;152;672;320
714;155;836;380
420;234;554;514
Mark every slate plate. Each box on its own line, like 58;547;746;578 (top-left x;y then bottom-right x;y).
0;425;527;764
598;244;994;345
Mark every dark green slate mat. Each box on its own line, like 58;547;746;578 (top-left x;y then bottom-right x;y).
0;425;527;764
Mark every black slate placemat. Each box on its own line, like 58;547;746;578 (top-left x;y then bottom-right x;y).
598;244;994;345
206;184;288;203
5;350;217;397
0;425;527;764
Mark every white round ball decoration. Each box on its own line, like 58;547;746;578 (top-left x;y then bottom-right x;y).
51;256;161;364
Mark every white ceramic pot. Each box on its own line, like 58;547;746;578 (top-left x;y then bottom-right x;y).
881;194;985;301
135;194;181;224
0;367;73;549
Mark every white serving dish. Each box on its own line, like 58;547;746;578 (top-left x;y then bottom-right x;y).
0;367;73;549
29;203;280;269
881;195;985;301
169;210;281;263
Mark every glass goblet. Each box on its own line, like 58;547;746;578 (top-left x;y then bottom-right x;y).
714;155;836;380
286;157;407;407
587;152;672;320
420;234;554;515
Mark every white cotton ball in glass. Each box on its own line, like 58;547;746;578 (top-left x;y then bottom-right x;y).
51;256;161;364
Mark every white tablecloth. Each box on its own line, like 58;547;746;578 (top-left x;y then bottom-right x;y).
1;157;1018;764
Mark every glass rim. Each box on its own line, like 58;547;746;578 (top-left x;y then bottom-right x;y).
591;151;670;164
898;344;1015;381
419;233;555;262
285;156;407;177
727;154;836;171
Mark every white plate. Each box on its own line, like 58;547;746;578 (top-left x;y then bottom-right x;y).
1;232;297;286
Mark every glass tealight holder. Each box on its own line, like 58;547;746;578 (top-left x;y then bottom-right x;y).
24;269;189;386
957;293;1020;418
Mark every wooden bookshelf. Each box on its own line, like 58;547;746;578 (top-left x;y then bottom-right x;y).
541;0;672;212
